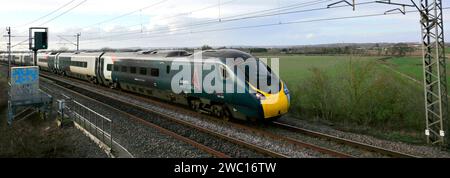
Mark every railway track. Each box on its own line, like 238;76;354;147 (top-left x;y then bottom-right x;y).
36;69;420;158
40;73;288;158
270;121;420;158
40;72;358;158
40;76;228;158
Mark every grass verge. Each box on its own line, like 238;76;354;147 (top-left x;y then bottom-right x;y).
286;57;426;144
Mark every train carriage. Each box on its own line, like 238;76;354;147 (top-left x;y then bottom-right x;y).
106;49;290;121
37;53;50;71
47;52;59;73
105;51;189;103
21;53;33;66
12;54;20;65
57;52;100;82
0;49;290;122
0;53;32;65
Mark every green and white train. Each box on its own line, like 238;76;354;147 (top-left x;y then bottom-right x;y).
0;49;290;121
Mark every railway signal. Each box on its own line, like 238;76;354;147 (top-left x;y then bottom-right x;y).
29;27;48;66
34;32;48;50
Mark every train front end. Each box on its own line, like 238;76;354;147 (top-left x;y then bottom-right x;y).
229;52;290;121
244;62;290;121
252;82;290;120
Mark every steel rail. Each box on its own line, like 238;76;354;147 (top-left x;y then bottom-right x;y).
38;70;399;158
0;63;421;158
34;67;421;158
40;73;287;158
272;121;420;158
39;74;230;158
39;72;352;158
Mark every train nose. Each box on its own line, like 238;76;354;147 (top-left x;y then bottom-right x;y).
260;83;290;119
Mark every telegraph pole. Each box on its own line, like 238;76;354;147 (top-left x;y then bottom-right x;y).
6;27;11;79
57;33;80;52
76;33;80;52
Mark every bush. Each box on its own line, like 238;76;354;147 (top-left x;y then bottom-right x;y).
295;67;336;121
294;59;424;131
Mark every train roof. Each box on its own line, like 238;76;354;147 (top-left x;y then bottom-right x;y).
200;49;254;59
35;49;256;63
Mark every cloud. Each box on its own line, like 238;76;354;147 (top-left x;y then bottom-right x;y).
1;0;449;50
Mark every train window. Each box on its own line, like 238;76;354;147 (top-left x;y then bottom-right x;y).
140;68;147;75
71;61;87;68
166;65;170;74
151;68;159;77
114;65;119;71
130;67;137;74
121;66;127;73
107;64;112;71
39;58;49;63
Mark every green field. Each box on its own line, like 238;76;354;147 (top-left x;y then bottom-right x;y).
257;55;379;86
256;54;429;143
278;56;378;86
384;56;450;89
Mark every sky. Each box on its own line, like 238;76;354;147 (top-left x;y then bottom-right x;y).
0;0;449;51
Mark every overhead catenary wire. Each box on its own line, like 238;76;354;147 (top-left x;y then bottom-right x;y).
81;0;328;36
160;0;236;21
58;35;77;46
11;39;30;48
39;0;88;26
82;0;369;41
81;6;450;45
17;0;76;27
81;0;332;40
81;0;238;36
8;0;434;50
81;0;169;29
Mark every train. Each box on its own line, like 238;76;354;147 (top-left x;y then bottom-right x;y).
0;49;290;121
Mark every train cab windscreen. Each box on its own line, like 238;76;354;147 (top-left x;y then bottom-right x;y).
237;59;280;94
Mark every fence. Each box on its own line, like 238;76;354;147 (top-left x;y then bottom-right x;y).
58;99;113;151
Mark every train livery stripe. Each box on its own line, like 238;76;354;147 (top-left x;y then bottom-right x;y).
250;82;290;119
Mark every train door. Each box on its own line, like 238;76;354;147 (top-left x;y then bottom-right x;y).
54;53;60;73
102;57;113;85
48;54;54;72
95;53;106;85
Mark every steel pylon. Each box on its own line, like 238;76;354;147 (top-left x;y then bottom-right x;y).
419;0;448;146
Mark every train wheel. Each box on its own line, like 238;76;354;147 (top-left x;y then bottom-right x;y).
190;100;201;113
211;105;223;118
222;106;232;122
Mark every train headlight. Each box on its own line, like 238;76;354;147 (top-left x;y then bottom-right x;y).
254;92;266;100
